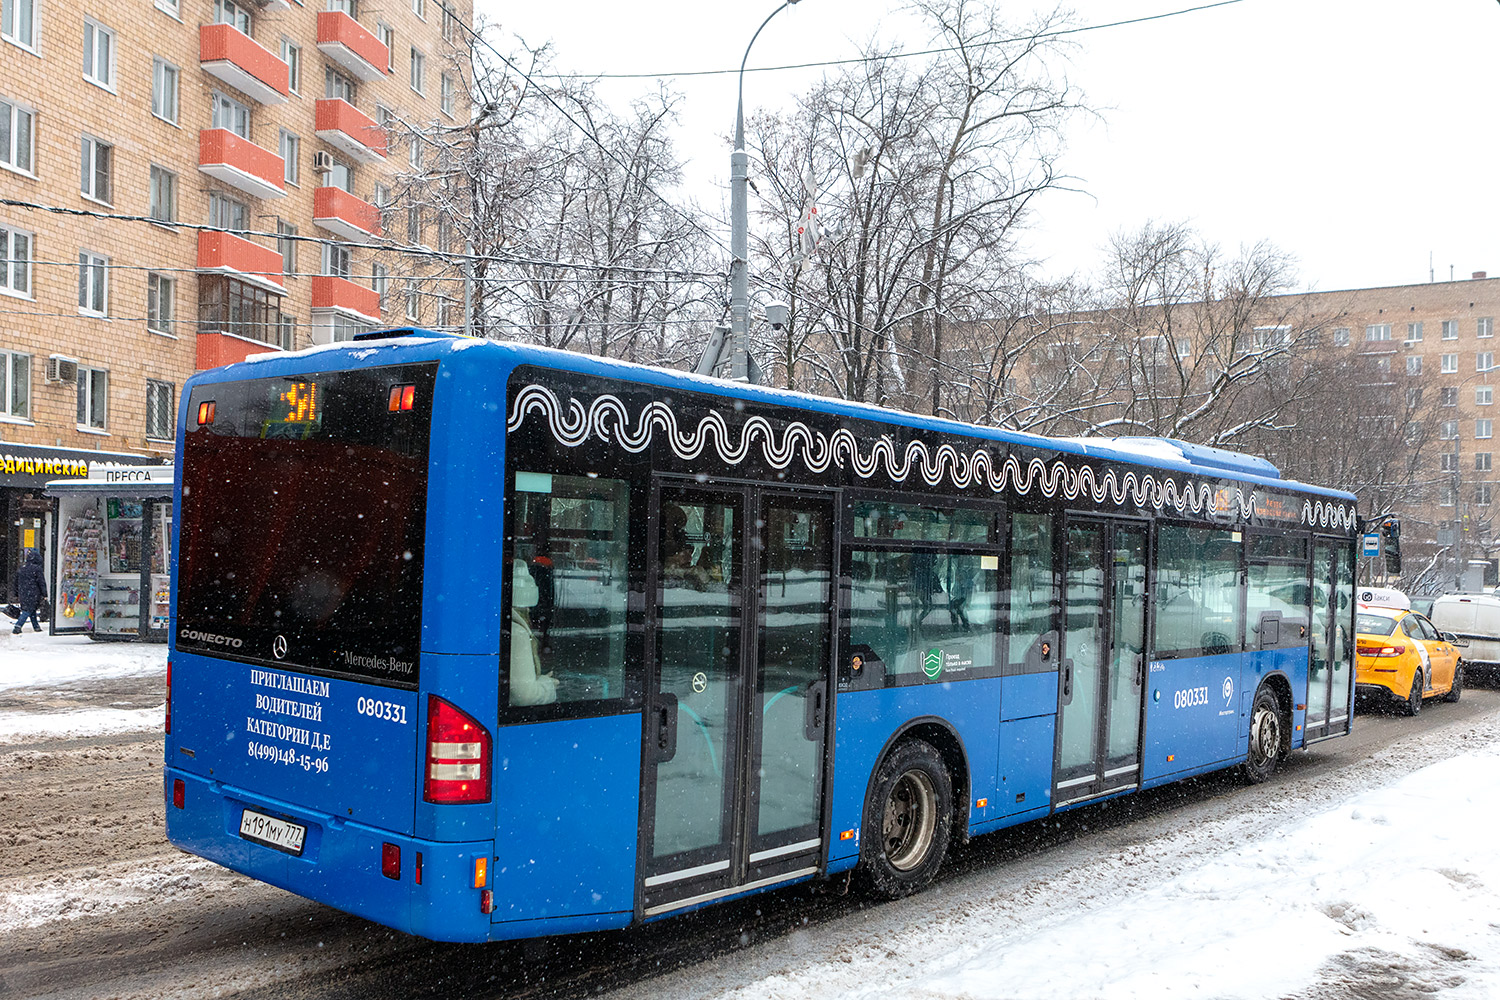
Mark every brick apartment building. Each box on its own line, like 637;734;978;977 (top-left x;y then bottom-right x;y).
0;0;472;593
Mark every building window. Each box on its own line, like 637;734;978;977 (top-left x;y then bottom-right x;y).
327;156;353;193
442;7;459;42
0;349;28;418
149;166;177;224
1481;318;1494;339
408;135;423;170
145;379;174;440
378;23;394;70
435;212;450;252
277;219;297;275
1364;324;1391;342
0;97;34;174
77;366;108;430
1406;387;1423;409
80;135;113;203
83;18;116;90
1333;327;1350;347
1406;321;1423;342
212;91;251;138
0;222;32;297
1442;353;1459;374
1480;386;1494;406
372;262;388;308
1372;357;1391;374
440;73;455;116
1174;338;1191;359
1478;453;1493;472
197;274;285;345
1441;452;1459;472
1441;420;1458;440
214;0;251;34
411;0;425;18
1443;319;1459;340
1479;419;1494;439
1406;356;1422;376
208;192;248;230
1440;486;1456;508
405;278;419;320
147;272;174;334
374;104;395;137
330;314;371;342
78;250;108;314
2;0;37;50
328;0;356;14
410;46;425;94
281;38;301;93
323;242;351;278
325;66;356;103
156;0;180;15
1442;386;1459;406
151;59;180;124
1478;484;1493;506
408;203;423;244
1480;352;1494;372
280;129;300;184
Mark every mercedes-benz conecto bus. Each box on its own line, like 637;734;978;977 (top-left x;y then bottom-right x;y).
164;331;1358;942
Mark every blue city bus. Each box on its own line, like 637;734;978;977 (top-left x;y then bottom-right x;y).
164;330;1359;942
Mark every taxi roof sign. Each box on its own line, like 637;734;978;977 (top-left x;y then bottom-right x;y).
1357;586;1410;611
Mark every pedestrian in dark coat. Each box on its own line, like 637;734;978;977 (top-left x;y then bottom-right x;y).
13;550;46;634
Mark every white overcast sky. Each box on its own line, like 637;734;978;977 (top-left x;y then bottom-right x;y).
477;0;1500;293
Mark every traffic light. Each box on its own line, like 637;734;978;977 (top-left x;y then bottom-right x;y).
1381;517;1402;575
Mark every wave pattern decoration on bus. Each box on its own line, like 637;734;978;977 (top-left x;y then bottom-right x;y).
507;384;1358;530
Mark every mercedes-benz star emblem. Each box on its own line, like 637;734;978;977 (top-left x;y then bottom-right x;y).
272;635;288;660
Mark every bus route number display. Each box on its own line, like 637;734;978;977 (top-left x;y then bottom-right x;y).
261;381;321;440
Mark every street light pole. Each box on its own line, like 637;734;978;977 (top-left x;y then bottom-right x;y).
730;0;801;382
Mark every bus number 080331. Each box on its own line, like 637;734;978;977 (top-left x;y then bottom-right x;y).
1174;686;1210;709
357;697;408;725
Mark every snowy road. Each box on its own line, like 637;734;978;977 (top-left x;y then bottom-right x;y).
2;633;1499;999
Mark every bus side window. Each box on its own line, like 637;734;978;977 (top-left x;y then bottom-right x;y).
1154;524;1242;657
1006;511;1056;673
505;473;631;708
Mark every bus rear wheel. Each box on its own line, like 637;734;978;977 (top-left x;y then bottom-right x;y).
1242;687;1285;784
859;740;953;899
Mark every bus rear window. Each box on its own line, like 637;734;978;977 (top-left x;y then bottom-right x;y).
176;363;436;687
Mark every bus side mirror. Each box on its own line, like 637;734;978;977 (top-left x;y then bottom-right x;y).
1381;518;1402;575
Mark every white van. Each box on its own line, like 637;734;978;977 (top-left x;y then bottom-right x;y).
1429;594;1500;675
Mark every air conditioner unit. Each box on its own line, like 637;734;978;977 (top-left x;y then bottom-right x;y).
313;151;334;172
45;354;79;385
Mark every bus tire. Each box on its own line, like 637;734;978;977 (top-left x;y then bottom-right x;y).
1401;673;1422;716
1444;661;1464;703
858;740;953;899
1242;686;1285;784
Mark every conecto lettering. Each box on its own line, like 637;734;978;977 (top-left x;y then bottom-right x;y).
180;629;244;648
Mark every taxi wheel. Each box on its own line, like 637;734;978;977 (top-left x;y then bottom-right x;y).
1242;687;1285;784
1401;673;1423;716
1444;662;1464;703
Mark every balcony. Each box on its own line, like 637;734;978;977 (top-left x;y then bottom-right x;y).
196;329;282;369
199;129;285;200
197;230;285;293
314;98;387;163
312;274;381;323
199;24;289;105
313;186;382;240
315;11;388;82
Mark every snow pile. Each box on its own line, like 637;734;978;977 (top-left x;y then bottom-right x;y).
0;855;220;932
0;630;165;692
0;630;166;744
0;704;164;744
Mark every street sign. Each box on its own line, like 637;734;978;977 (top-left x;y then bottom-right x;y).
1362;533;1381;558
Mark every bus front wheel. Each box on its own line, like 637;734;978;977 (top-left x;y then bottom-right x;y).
859;740;953;898
1242;687;1286;784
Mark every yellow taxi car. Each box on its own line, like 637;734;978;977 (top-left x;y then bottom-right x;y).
1355;603;1463;714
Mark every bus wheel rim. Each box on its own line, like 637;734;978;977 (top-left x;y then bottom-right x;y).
1250;703;1279;768
883;770;937;871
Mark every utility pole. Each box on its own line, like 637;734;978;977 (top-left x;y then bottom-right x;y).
729;0;802;383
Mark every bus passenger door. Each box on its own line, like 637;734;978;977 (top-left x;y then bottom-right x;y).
640;485;833;917
1055;519;1148;806
1304;538;1353;741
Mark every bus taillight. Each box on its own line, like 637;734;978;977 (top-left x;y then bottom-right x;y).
424;695;492;804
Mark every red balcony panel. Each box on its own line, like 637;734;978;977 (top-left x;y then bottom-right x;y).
313;186;382;240
199;24;289;105
316;11;388;82
196;330;281;370
314;98;387;163
197;230;285;291
312;274;381;322
198;129;286;200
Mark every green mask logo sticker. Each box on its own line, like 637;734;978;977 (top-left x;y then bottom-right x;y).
924;648;943;679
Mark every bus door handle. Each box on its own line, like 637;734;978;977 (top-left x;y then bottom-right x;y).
654;693;678;763
803;680;827;741
1134;653;1144;688
1062;659;1074;705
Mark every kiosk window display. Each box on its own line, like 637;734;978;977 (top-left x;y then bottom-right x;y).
47;466;174;642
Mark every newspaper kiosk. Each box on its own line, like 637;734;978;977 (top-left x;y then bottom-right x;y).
45;465;174;642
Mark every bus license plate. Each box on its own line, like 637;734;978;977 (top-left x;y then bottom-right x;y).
239;809;307;856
